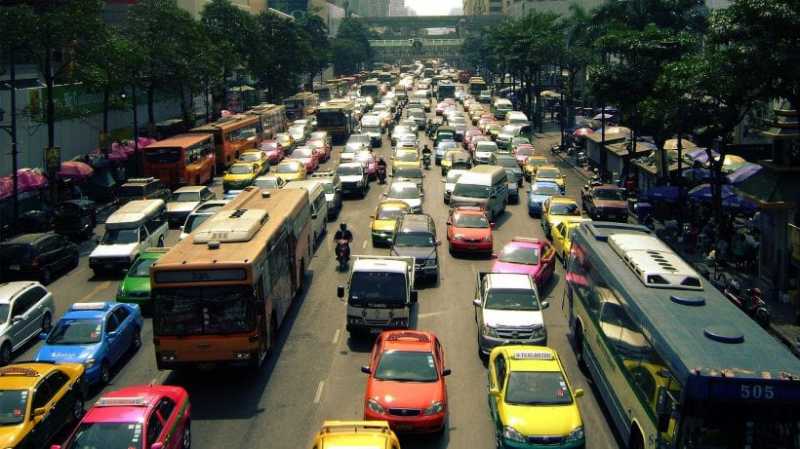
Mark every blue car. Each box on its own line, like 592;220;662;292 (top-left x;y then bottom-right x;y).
36;301;143;386
527;181;562;217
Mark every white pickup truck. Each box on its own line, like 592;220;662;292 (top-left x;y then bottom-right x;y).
337;255;418;337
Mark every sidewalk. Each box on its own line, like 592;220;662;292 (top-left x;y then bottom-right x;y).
534;129;800;358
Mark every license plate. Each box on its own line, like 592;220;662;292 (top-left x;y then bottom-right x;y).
396;424;413;431
8;265;19;271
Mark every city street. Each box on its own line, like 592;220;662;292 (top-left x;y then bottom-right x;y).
16;104;621;449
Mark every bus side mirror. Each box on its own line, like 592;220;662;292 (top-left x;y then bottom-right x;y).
337;285;345;298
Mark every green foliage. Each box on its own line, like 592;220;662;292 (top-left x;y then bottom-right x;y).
332;18;373;75
251;12;313;101
298;14;331;81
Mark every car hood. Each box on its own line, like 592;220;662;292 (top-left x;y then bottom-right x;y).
372;219;397;232
340;175;364;183
367;379;443;409
482;308;544;329
121;275;150;294
593;199;627;209
340;153;356;161
37;343;100;363
90;243;138;258
476;151;493;158
391;245;435;260
451;227;490;240
0;426;25;448
224;174;254;182
387;197;421;209
501;402;582;437
527;194;551;204
166;202;198;213
492;260;541;278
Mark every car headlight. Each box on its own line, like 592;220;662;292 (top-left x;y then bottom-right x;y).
423;401;444;415
454;234;464;240
533;326;547;338
567;426;585;442
367;399;385;414
483;324;498;337
117;285;125;297
503;426;526;442
84;357;96;368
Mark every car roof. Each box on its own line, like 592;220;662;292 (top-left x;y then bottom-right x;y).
452;207;486;217
0;281;37;303
84;385;185;424
3;233;49;245
0;363;65;389
62;302;118;320
380;330;436;352
173;186;206;193
499;346;561;372
486;272;533;290
378;200;410;211
550;197;578;205
399;213;433;231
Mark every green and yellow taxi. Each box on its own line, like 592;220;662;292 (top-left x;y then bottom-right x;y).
370;200;411;246
311;420;401;449
223;162;260;192
524;156;549;182
237;150;270;176
116;247;170;311
392;148;420;171
550;217;591;266
274;159;307;183
0;363;85;449
541;196;581;238
488;346;585;449
534;165;567;193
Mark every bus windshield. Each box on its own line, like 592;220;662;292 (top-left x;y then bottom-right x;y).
318;110;347;127
154;285;254;336
453;183;490;198
680;405;800;449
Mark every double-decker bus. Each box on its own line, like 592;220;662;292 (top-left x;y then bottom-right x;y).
246;103;287;140
189;114;262;170
566;222;800;449
283;92;319;120
143;133;216;188
151;187;313;369
316;99;355;143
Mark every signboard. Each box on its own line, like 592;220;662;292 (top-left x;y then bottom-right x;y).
154;269;247;284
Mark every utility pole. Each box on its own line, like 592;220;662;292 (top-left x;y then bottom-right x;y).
1;48;19;227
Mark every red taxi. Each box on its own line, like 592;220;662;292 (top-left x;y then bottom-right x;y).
447;207;494;256
362;330;451;434
54;384;191;449
513;143;536;166
491;237;557;289
260;140;284;164
308;137;331;162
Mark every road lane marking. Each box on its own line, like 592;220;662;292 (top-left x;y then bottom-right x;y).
81;281;111;301
149;370;170;385
362;240;368;249
418;311;445;319
313;381;325;403
332;329;341;344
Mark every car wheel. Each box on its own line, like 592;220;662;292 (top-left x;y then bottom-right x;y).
100;361;111;385
0;343;11;366
70;252;80;269
182;420;192;449
131;328;142;351
39;268;52;285
72;395;85;421
41;312;52;333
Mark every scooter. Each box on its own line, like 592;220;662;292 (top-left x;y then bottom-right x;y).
550;144;562;155
721;278;770;328
377;165;387;184
335;239;350;271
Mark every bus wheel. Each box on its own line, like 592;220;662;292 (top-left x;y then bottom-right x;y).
629;427;644;449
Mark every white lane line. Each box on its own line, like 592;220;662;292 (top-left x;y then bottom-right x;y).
362;240;368;249
332;329;341;345
149;370;170;385
81;281;111;301
313;381;325;404
418;311;444;319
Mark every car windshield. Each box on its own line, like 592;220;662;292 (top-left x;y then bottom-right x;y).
65;422;144;449
293;148;313;158
454;213;489;228
477;143;498;153
532;184;561;196
337;166;363;176
395;231;434;247
343;144;361;153
349;135;370;144
388;185;420;199
276;163;300;174
183;213;211;234
513;137;530;144
500;245;539;265
254;178;280;189
0;390;28;425
171;192;201;202
550;203;580;215
485;288;540;311
0;305;8;323
377;207;406;220
348;271;407;306
229;165;253;175
394;168;422;179
453;183;490;198
238;153;261;162
497;158;518;168
129;257;156;277
397;152;418;161
319;182;334;194
537;168;560;178
505;371;573;405
46;319;103;345
374;351;438;382
101;228;138;245
394;126;411;135
363;126;381;134
595;188;626;201
154;286;254;336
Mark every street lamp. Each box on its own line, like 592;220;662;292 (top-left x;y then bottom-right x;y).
559;68;569;148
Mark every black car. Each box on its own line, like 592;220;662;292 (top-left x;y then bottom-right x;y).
0;233;79;284
390;214;439;284
53;199;97;240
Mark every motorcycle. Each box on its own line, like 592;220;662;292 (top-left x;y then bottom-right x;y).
422;153;432;170
550;144;562;155
377;165;387;184
335;239;351;271
720;277;770;328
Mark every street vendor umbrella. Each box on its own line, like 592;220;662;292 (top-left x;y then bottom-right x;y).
646;185;681;203
593;113;614;120
686;148;717;164
721;154;748;173
541;90;561;99
16;169;48;193
688;183;735;201
573;127;594;137
663;138;697;151
726;162;762;184
722;194;758;212
596;126;631;136
681;167;712;182
58;161;94;181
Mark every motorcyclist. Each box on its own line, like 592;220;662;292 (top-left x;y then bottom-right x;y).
377;157;387;170
334;223;353;243
422;144;432;158
376;157;388;183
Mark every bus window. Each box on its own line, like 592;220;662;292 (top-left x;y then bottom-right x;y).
229;125;259;143
146;148;181;164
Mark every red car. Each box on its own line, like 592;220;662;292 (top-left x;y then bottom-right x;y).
308;138;331;162
260;140;284;164
513;143;536;165
362;330;451;434
54;384;191;449
291;146;319;173
468;135;491;155
491;237;557;289
355;151;378;180
447;206;493;255
463;129;484;150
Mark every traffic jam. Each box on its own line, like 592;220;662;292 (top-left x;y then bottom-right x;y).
0;61;798;449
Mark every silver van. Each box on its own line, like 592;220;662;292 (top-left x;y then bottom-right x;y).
450;166;509;220
285;181;329;248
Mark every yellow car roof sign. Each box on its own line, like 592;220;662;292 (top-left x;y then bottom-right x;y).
0;366;40;377
512;350;554;361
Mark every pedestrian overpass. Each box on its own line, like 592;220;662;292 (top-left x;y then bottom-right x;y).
368;39;465;65
353;14;504;38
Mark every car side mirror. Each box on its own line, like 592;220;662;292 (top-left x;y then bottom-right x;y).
361;365;371;374
410;290;419;304
490;222;496;229
473;298;481;307
574;388;584;398
541;301;550;309
491;252;498;259
33;407;46;418
442;368;452;376
489;387;500;398
39;332;48;340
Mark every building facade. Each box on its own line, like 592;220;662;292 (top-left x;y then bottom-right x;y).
464;0;505;15
104;0;268;22
347;0;390;17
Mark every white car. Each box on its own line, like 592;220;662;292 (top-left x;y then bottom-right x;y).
166;185;215;227
442;169;468;204
180;199;229;240
383;181;423;213
0;281;55;364
474;141;500;164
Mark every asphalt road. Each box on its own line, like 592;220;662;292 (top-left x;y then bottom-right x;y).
18;105;622;449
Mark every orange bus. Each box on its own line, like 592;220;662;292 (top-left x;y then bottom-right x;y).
246;103;287;140
142;133;216;188
283;92;319;120
151;187;313;370
189;114;262;170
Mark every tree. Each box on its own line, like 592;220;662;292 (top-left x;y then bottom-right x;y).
251;12;312;101
298;14;331;87
332;18;373;75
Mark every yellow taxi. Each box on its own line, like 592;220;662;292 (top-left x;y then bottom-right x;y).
223;162;260;192
0;362;86;449
550;217;592;266
541;196;581;238
441;149;471;175
237;150;269;176
534;165;567;194
311;420;401;449
274;159;307;182
488;346;585;449
370;200;411;246
391;159;422;174
392;149;420;170
523;156;549;182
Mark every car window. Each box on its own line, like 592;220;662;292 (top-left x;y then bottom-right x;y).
494;355;507;390
31;381;53;410
40;236;61;253
45;371;69;397
146;411;164;445
157;397;176;421
11;290;34;318
113;307;130;324
105;314;120;333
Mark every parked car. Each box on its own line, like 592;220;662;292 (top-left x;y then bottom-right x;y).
0;281;55;364
0;233;79;284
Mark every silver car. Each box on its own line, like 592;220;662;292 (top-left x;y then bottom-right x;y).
0;281;55;364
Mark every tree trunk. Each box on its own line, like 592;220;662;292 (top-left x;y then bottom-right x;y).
147;84;155;130
707;140;726;235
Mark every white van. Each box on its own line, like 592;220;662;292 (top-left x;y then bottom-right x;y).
450;166;508;221
89;199;168;274
285;181;328;247
493;98;514;120
506;111;529;126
